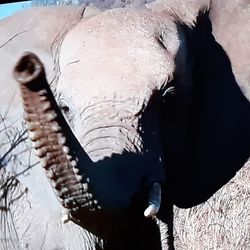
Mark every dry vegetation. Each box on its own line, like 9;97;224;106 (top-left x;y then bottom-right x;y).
0;112;34;249
32;0;153;9
173;161;250;250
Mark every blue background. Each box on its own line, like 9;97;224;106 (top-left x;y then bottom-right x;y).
0;1;32;19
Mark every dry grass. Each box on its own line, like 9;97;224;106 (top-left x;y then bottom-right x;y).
173;160;250;250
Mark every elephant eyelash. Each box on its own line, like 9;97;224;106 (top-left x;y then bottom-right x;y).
163;86;176;97
161;86;176;103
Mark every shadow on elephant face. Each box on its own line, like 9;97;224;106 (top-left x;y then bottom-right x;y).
159;12;250;211
69;93;168;239
70;195;162;250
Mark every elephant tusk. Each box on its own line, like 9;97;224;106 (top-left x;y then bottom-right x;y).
61;209;71;224
144;182;161;218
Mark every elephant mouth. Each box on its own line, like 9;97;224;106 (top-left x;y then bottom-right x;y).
13;52;163;235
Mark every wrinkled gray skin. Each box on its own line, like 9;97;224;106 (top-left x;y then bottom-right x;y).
0;0;250;249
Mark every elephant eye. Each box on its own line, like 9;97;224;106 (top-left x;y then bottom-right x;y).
61;104;70;113
161;86;176;103
57;94;70;113
57;94;73;124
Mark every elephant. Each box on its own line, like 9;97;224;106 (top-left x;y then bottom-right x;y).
0;0;249;249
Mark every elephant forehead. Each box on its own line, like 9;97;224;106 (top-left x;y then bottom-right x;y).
58;8;179;98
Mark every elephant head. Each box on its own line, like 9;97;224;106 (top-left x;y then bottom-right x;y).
14;0;250;243
13;6;189;235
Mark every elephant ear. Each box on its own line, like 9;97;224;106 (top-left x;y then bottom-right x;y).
147;0;210;27
153;1;250;210
83;5;103;18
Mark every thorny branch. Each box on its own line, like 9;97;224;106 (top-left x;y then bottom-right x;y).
0;112;36;211
0;109;37;249
0;96;42;250
0;30;30;49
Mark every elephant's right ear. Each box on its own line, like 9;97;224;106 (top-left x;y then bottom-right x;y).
83;6;103;19
146;0;210;27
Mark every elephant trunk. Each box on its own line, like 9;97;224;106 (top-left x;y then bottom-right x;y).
13;52;101;219
13;52;163;235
